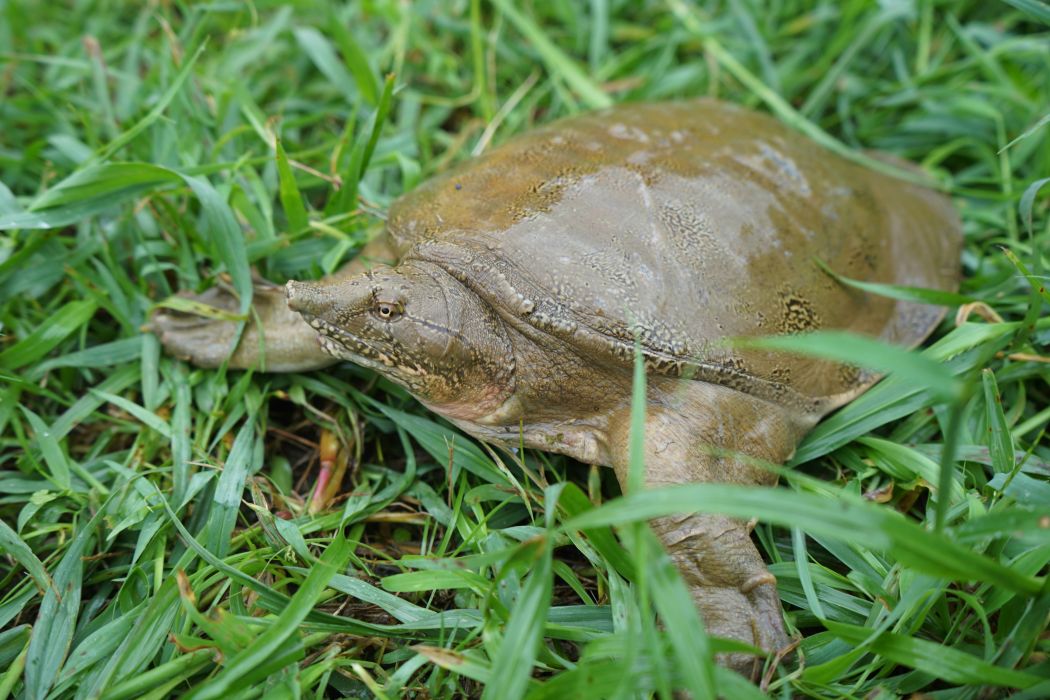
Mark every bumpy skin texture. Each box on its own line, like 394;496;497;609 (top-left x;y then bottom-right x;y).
154;99;963;678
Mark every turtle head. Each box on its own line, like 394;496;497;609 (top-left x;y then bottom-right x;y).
286;262;515;418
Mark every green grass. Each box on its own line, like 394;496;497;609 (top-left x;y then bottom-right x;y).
1;0;1049;697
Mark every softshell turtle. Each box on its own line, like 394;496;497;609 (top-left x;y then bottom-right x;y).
154;99;962;675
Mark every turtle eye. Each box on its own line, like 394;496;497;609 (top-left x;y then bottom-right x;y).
373;301;403;321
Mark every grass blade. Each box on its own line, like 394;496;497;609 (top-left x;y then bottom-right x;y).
562;484;1043;595
814;257;976;306
181;174;253;317
328;17;379;106
90;389;173;439
482;537;553;700
19;406;72;491
792;321;1023;464
982;369;1015;474
824;620;1042;687
415;646;492;684
0;299;97;369
31;336;143;379
275;137;309;233
205;419;256;557
0;518;50;593
336;73;395;211
182;532;352;700
739;331;965;403
643;528;716;698
293;26;361;105
1001;0;1050;24
0;164;177;230
491;0;612;110
23;511;96;700
95;45;204;161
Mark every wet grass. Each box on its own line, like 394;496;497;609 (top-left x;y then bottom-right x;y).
1;0;1049;697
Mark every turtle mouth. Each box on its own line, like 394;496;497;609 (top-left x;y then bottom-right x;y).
297;311;393;369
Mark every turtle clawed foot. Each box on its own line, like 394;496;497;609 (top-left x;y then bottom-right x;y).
151;279;337;372
696;573;791;680
150;285;249;368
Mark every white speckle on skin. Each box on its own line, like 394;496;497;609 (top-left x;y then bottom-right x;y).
757;141;811;196
608;122;650;142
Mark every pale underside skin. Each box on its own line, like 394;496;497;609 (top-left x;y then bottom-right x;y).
153;99;962;679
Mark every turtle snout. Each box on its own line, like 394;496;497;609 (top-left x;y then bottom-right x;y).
286;280;336;319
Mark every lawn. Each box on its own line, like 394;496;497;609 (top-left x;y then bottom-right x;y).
1;0;1049;698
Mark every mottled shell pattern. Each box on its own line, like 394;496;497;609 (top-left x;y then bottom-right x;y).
385;100;961;415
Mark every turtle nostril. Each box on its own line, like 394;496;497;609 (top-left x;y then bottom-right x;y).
285;280;303;311
286;280;330;316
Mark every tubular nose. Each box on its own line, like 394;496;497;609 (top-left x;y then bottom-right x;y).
285;280;333;316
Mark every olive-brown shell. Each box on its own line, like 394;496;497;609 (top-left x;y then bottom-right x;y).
387;99;961;412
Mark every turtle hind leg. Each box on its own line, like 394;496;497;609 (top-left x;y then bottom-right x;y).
151;278;336;372
607;382;807;677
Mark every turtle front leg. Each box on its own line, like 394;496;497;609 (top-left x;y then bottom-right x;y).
151;277;336;372
607;382;809;678
152;233;399;372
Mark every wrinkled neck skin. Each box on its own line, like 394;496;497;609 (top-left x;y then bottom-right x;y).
429;317;633;467
424;285;818;469
439;329;815;472
391;261;519;418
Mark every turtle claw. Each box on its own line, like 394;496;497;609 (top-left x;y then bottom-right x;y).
692;570;790;679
